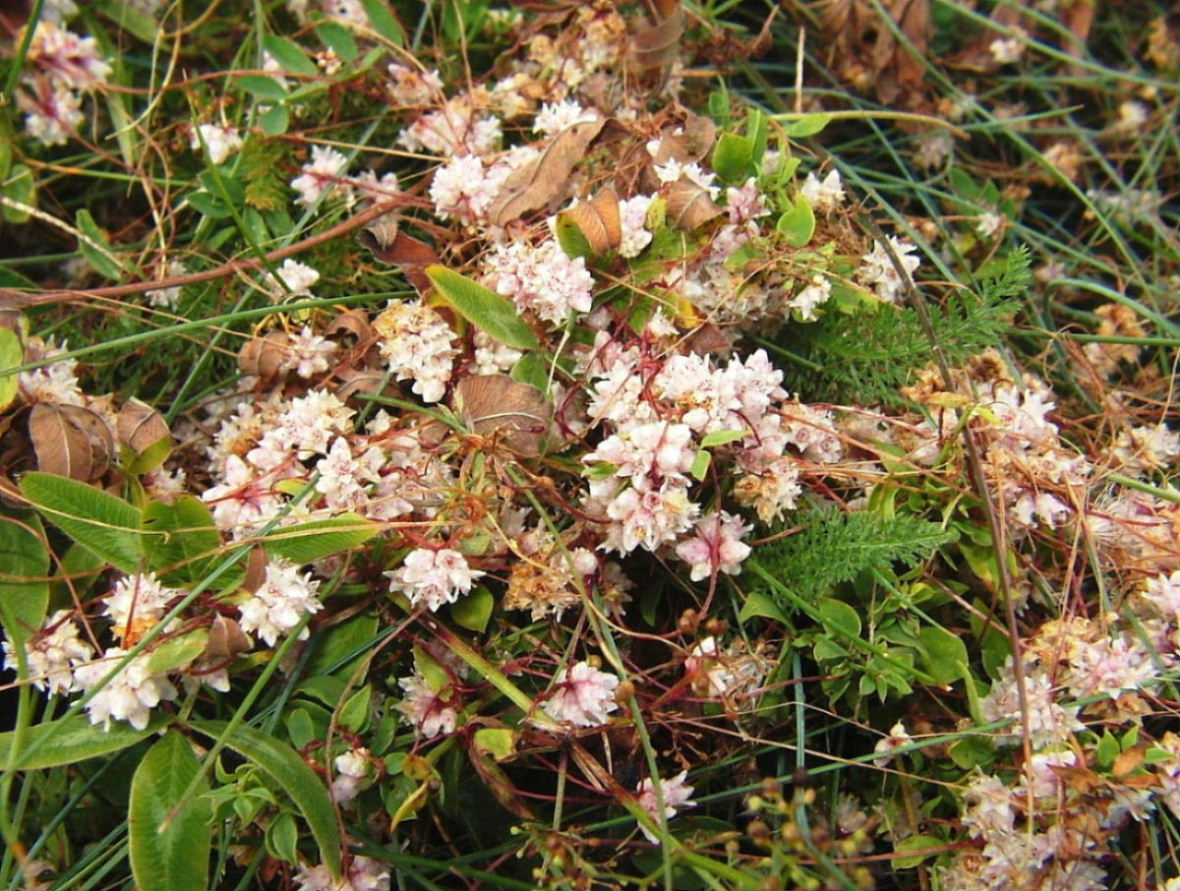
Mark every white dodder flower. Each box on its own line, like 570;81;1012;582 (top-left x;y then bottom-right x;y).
373;300;457;403
858;236;921;303
485;239;594;325
386;548;484;612
618;194;654;258
73;647;179;731
542;660;620;727
263;259;320;299
237;557;324;646
294;854;390;891
331;747;372;805
190;123;242;165
291;145;350;208
636;771;696;843
1;610;94;694
800;170;845;213
282;325;338;379
534;99;599;135
104;572;184;640
787;274;832;321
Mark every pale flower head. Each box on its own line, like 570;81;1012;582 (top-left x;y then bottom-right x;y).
386;548;484;612
73;647;179;731
636;770;696;843
542;660;620;727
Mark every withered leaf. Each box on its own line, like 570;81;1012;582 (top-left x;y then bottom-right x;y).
870;0;931;104
242;546;268;595
28;402;114;481
649;112;717;166
238;331;289;380
629;2;686;71
333;367;391;402
453;374;552;456
665;178;724;231
325;309;373;344
359;223;440;293
487;119;606;226
559;185;622;255
204;614;252;664
116;398;170;454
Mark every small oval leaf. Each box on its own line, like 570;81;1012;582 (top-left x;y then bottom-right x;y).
425;265;539;350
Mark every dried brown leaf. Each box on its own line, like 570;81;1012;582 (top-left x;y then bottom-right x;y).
487;119;607;226
454;374;552;456
870;0;931;104
560;185;622;254
204;614;253;664
334;367;391;402
28;402;113;481
116;398;170;453
665;179;724;231
238;331;289;380
243;547;268;595
359;223;439;293
325;309;373;344
629;3;686;71
649;112;717;165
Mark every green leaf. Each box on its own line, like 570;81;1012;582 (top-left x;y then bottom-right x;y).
261;513;378;564
783;113;832;138
699;429;748;448
450;585;493;634
315;21;359;61
473;727;515;761
1096;730;1120;768
690;449;711;481
0;327;23;416
265;811;300;866
509;353;550;392
711;132;754;184
948;735;994;770
261;35;319;76
304;612;379;677
142;496;230;587
339;685;372;733
917;626;969;684
426;265;539;350
187;191;232;219
285;708;316;750
738;589;789;624
258;104;290;137
95;0;159;44
2;163;36;224
75;209;126;280
144;631;208;675
776;198;815;248
129;731;212;891
893;834;944;869
554;215;594;260
20;472;144;572
0;510;49;660
816;597;861;639
190;720;341;879
237;74;288;101
360;0;405;44
0;713;166;770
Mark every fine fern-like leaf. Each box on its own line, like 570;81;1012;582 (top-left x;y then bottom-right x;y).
751;508;952;604
241;138;288;212
781;247;1028;406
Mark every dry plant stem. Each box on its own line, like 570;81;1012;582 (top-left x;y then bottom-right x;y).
0;196;412;309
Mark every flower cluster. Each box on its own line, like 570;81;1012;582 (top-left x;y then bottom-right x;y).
17;20;111;146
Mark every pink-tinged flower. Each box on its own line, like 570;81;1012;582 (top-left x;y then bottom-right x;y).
294;853;390;891
1064;633;1157;700
397;669;458;739
281;326;338;379
618;194;654;258
0;610;94;694
485;239;594;325
635;770;695;843
542;661;620;727
873;720;913;766
386;63;443;106
291;145;350;208
202;454;285;534
314;436;383;510
73;647;179;731
18;79;83;146
674;511;751;582
25;21;111;90
237;558;323;646
586;421;696;486
726;177;768;224
591;478;700;555
386;548;484;612
17;337;84;405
